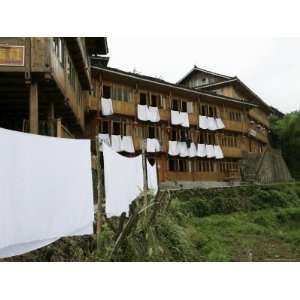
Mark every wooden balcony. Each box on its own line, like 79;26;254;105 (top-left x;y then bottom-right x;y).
249;108;270;128
248;128;268;144
87;95;99;112
112;100;136;117
222;147;242;158
223;119;247;133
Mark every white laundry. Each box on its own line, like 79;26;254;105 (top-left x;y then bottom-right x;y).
121;136;135;153
171;110;182;125
178;142;188;157
199;115;209;130
111;135;122;152
216;118;225;129
0;128;94;259
147;138;160;153
137;104;149;121
147;160;158;195
197;144;207;157
168;141;179;156
180;112;190;128
101;98;113;116
148;106;160;123
103;143;144;218
207;117;218;131
214;145;224;159
206;144;216;158
188;142;197;158
98;134;110;151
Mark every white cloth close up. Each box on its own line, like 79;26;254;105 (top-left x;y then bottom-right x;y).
137;104;149;121
0;128;94;259
103;143;144;218
178;142;188;158
197;144;207;157
147;161;158;195
148;106;160;123
101;98;113;116
147;138;160;153
188;142;197;158
111;135;122;152
207;117;218;131
98;133;111;151
206;144;216;158
121;136;135;153
180;112;190;128
199;115;209;130
216;118;225;129
168;141;179;156
171;110;182;125
214;145;224;159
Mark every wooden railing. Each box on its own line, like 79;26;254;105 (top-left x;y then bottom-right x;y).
222;146;242;158
50;49;85;130
248;108;270;128
112;100;136;117
223;119;247;133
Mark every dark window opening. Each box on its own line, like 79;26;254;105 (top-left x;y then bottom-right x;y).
209;107;214;117
149;127;155;139
180;128;186;142
151;95;157;107
181;101;187;113
172;99;179;111
101;121;109;134
171;128;177;141
103;86;111;99
112;122;121;135
169;159;176;171
140;93;147;105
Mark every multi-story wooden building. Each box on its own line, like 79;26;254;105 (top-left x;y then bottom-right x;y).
87;65;271;185
0;37;108;138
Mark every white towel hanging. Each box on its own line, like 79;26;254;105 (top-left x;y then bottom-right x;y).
171;110;181;125
180;112;190;128
137;104;149;121
111;135;122;152
188;142;197;157
121;136;135;153
199;115;209;129
197;144;207;157
148;106;160;123
207;117;218;131
101;98;113;116
168;141;179;156
216;118;225;129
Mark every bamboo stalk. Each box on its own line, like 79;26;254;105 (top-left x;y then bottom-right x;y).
96;138;103;250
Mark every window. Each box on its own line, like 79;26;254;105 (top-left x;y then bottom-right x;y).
103;85;111;99
229;110;242;122
187;102;194;113
150;94;158;107
181;101;187;113
172;99;179;111
112;121;121;135
170;127;177;141
140;93;147;105
168;159;176;171
53;38;64;66
100;120;110;133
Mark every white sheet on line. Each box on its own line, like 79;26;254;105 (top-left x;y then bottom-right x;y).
206;144;216;158
207;117;218;131
137;104;149;121
214;145;224;159
168;141;179;156
0;128;94;259
148;106;160;123
199;115;209;130
188;142;197;158
216;118;225;129
197;144;207;157
147;138;160;153
171;110;181;125
178;142;188;157
121;136;135;153
101;98;113;116
111;135;122;152
147;161;158;195
103;143;144;218
180;112;190;128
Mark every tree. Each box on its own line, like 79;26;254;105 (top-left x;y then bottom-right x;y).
270;111;300;180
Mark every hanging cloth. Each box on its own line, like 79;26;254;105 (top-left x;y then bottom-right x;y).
207;117;218;131
199;115;209;130
197;144;207;157
103;143;144;218
206;144;216;158
180;112;190;128
171;110;182;125
98;134;111;151
111;135;122;152
0;128;94;259
148;106;160;123
147;160;158;195
216;118;225;129
147;138;160;153
178;142;188;157
188;142;197;158
101;98;113;116
214;145;224;159
121;136;135;153
137;104;149;121
168;141;179;156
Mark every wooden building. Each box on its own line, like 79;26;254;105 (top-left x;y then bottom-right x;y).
87;65;270;184
0;37;108;138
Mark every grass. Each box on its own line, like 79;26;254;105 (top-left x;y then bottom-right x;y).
3;182;300;262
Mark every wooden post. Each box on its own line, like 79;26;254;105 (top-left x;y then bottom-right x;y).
47;102;55;136
56;118;62;137
29;82;38;134
141;139;148;212
96;138;104;250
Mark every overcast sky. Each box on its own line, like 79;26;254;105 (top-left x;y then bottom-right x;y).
108;36;300;114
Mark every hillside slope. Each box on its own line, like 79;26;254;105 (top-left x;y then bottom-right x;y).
3;182;300;262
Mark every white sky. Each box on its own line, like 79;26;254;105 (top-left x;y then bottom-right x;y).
108;36;300;114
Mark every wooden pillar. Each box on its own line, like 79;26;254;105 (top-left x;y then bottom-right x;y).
47;102;55;136
29;82;39;134
56;118;62;137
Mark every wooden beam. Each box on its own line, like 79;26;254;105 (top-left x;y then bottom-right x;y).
29;82;38;134
47;102;55;136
